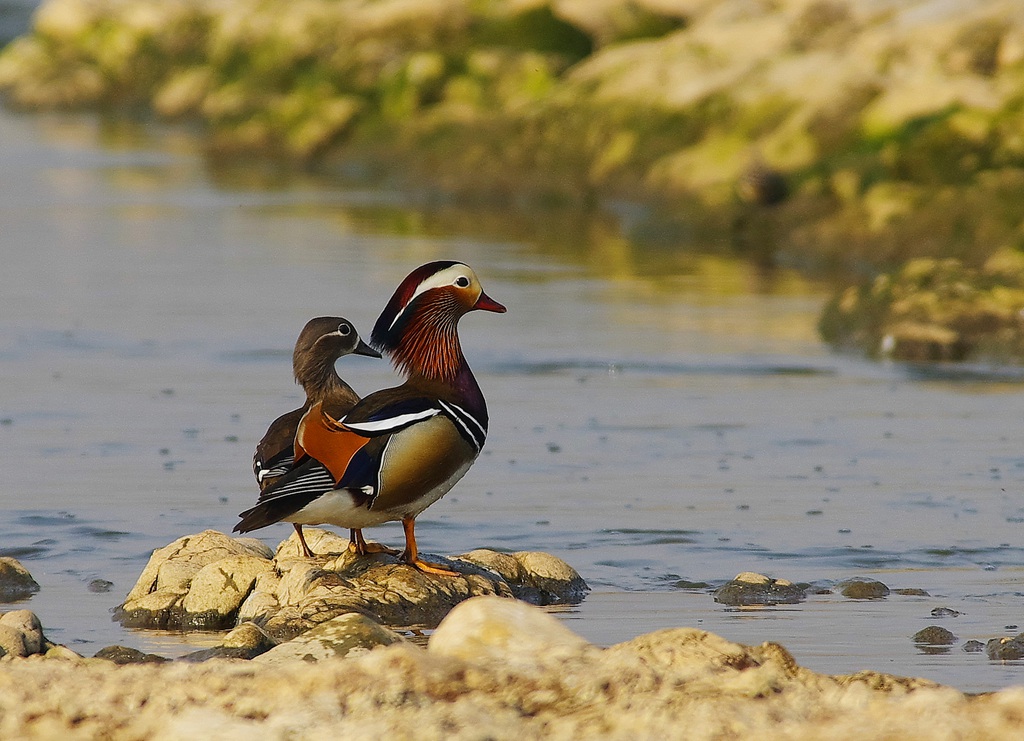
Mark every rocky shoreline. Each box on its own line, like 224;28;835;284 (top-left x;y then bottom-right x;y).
4;535;1024;736
2;596;1024;738
4;0;1024;361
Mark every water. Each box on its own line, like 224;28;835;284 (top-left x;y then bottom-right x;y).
1;109;1023;693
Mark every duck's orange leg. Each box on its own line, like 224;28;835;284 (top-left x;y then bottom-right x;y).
349;528;400;556
401;517;458;576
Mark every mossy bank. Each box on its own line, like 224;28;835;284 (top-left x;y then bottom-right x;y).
5;0;1024;359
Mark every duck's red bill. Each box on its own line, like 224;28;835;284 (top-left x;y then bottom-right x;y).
474;292;507;313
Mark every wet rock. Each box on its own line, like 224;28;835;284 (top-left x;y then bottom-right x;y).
87;579;114;593
674;579;711;590
254;612;404;665
713;572;806;606
913;626;957;645
221;622;276;654
178;646;262;663
838;578;890;600
118;530;588;642
931;607;961;618
457;549;590;605
93;646;169;665
962;640;986;653
987;635;1024;661
114;530;276;630
0;558;40;602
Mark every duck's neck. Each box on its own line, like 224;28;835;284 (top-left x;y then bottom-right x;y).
296;356;354;403
399;331;487;425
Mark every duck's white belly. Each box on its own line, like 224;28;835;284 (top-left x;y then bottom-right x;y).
284;457;475;528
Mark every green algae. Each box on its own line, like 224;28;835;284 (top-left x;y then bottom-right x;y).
5;0;1024;361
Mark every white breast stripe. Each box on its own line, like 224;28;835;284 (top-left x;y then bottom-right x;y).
438;400;486;451
343;408;439;434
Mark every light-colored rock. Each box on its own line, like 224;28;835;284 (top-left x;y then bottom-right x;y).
0;558;40;602
180;554;275;629
0;598;1022;737
429;595;592;671
221;622;276;653
510;551;590;604
118;530;589;641
0;625;28;658
254;612;404;665
0;611;43;655
117;530;278;630
714;572;807;606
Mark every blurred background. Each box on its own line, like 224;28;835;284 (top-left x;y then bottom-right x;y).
2;0;1024;693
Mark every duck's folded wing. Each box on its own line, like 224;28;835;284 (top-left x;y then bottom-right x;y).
235;458;337;532
252;407;304;485
253;447;294;487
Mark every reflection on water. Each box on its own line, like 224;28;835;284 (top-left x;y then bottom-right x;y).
2;110;1024;693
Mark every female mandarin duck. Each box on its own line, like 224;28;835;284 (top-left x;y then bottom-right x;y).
251;316;381;558
235;261;505;575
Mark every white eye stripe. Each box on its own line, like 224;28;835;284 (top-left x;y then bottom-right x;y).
388;263;475;331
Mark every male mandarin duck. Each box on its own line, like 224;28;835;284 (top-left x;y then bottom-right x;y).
235;261;506;575
251;316;381;557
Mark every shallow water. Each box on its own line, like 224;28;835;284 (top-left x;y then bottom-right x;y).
2;109;1024;693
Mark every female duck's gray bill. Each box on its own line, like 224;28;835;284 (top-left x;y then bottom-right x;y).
354;338;382;358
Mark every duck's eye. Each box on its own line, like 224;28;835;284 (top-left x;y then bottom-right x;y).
455;276;470;288
337;323;352;336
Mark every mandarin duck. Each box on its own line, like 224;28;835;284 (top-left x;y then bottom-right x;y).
251;316;380;557
235;261;505;575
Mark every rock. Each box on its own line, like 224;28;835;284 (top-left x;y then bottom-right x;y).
1;597;1024;737
178;647;262;663
674;579;712;590
221;622;276;653
257;551;516;642
0;558;40;602
0;611;43;655
116;530;588;643
430;596;592;671
0;610;76;661
913;626;957;645
114;530;276;630
179;554;275;630
931;607;961;618
87;579;113;593
254;612;404;665
714;572;806;606
987;635;1024;661
838;578;890;600
457;549;590;605
93;646;169;665
0;625;28;658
